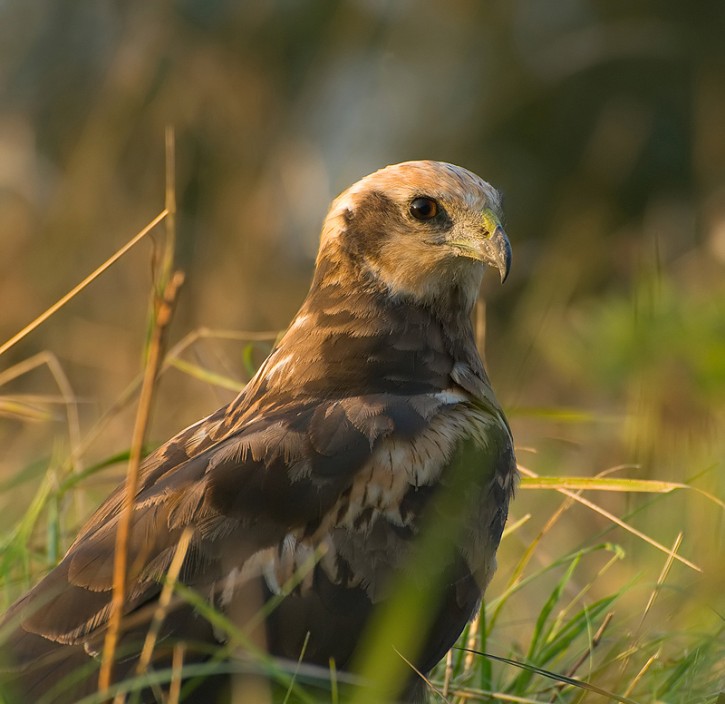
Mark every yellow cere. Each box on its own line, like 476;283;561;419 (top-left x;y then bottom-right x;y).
481;208;501;238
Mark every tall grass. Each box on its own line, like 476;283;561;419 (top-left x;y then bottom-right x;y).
1;147;723;702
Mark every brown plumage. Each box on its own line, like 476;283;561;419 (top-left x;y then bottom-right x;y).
0;161;516;702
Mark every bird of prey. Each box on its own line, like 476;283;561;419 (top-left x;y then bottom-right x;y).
0;161;516;703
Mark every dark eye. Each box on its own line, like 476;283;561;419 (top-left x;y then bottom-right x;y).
409;197;439;221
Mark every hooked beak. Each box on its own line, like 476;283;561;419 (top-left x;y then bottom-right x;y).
483;222;512;283
480;208;511;283
451;209;512;283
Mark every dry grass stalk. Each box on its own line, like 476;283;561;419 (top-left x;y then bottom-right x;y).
622;649;660;699
517;464;700;572
0;351;82;476
640;531;683;628
442;649;454;697
99;128;182;696
98;270;184;695
549;611;614;701
0;210;168;358
135;528;193;678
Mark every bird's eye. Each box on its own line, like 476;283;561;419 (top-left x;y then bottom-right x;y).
409;197;439;221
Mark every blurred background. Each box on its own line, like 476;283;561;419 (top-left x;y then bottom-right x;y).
1;0;723;697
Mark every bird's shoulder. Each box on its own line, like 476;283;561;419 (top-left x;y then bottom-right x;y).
73;359;509;552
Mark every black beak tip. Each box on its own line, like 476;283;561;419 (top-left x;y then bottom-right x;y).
496;229;512;284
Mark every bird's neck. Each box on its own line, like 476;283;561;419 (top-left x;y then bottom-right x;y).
308;253;480;330
251;256;484;399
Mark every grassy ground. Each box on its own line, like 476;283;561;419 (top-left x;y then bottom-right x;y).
0;175;723;703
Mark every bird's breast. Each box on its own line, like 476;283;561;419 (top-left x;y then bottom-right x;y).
256;397;513;602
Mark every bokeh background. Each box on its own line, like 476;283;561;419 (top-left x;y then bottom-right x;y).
1;0;723;698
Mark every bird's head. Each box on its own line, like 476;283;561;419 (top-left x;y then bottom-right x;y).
317;160;511;313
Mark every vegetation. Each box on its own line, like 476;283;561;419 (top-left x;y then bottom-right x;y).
1;1;723;701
